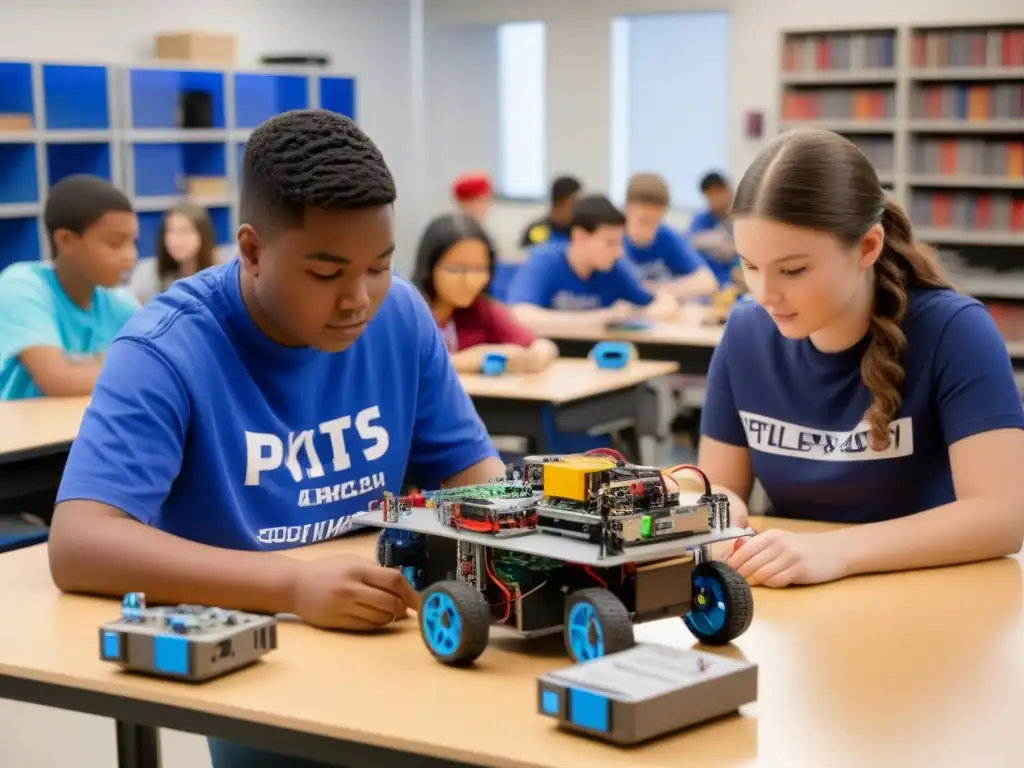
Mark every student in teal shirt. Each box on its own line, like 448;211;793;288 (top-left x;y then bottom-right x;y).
0;175;140;400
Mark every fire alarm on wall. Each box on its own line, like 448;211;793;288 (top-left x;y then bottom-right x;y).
745;111;764;139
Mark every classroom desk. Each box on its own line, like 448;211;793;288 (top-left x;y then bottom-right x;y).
521;309;723;375
0;396;89;504
460;358;679;456
0;518;1020;768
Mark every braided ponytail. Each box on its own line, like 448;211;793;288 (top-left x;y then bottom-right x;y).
860;198;952;450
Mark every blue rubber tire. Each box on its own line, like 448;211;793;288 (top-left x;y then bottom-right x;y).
683;561;754;645
563;588;634;663
419;580;490;666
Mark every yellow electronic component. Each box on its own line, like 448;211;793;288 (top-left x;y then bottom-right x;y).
542;458;615;502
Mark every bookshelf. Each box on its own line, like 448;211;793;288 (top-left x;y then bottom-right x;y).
0;59;357;269
780;21;1024;301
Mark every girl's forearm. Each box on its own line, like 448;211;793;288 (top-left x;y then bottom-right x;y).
825;497;1024;578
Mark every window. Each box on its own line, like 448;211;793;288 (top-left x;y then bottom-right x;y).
496;21;547;199
611;12;730;210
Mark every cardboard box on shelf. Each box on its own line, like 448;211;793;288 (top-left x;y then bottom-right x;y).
185;176;230;198
155;32;236;66
0;114;33;131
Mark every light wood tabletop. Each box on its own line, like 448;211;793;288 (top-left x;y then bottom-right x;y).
459;358;679;403
0;517;1020;767
0;396;90;461
522;305;724;349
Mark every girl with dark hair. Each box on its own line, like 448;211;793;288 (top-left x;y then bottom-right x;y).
690;128;1024;587
414;213;558;373
129;202;216;303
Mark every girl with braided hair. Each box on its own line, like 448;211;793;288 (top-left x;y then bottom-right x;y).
695;127;1024;587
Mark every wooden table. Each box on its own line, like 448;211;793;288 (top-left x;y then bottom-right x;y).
0;517;1020;768
0;396;89;505
460;359;678;457
521;306;723;375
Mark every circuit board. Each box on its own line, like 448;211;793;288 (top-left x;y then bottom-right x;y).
100;597;278;682
538;643;757;744
352;505;751;566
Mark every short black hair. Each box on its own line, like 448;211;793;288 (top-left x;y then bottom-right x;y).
551;175;582;204
44;174;133;252
571;194;626;233
240;109;397;231
699;172;729;193
413;213;496;301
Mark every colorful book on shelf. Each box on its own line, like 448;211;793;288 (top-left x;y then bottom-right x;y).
911;28;1024;68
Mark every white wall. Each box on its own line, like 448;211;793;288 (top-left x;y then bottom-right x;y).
424;0;1022;259
0;0;424;271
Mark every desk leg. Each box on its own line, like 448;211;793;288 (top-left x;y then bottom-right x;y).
116;720;161;768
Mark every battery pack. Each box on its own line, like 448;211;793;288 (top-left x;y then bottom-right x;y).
99;595;278;683
537;642;757;745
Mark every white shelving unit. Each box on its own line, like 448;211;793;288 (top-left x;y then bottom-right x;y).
779;21;1024;300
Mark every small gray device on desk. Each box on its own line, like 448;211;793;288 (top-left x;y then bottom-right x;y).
99;592;278;682
537;642;757;745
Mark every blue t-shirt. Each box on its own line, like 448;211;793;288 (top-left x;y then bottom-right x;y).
689;209;739;287
505;242;654;310
0;261;140;400
625;225;705;282
701;289;1024;524
56;260;498;551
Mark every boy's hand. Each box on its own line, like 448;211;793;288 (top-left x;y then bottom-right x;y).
291;554;420;631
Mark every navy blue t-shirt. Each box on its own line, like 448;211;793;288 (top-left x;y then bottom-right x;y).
688;209;739;286
505;242;654;310
701;289;1024;523
625;225;705;282
57;260;498;550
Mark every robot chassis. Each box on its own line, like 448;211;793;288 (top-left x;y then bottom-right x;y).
354;449;756;666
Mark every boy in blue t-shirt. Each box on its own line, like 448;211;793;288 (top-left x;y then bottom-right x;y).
0;175;140;400
506;194;679;326
623;173;717;299
49;110;504;768
688;171;741;287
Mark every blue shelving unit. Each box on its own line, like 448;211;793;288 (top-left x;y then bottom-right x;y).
0;59;357;269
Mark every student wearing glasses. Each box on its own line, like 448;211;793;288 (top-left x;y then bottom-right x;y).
413;212;559;374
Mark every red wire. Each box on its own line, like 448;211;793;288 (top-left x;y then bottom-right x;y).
582;565;608;588
585;447;627;463
663;464;711;495
485;551;513;622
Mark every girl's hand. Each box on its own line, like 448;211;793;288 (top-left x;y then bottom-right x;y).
727;529;848;587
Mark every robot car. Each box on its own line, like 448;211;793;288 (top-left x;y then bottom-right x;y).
354;449;755;667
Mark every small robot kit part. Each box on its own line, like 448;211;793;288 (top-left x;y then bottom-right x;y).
99;593;278;682
589;341;638;370
537;642;757;745
358;449;755;667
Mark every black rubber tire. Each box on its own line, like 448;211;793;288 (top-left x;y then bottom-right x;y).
563;588;635;663
376;530;390;567
683;561;754;646
419;580;490;666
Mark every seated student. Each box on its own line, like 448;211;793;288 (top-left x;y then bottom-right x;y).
48;110;505;768
688;171;741;287
128;202;216;303
507;194;679;326
451;172;493;225
623;172;718;299
690;128;1024;588
414;212;558;374
518;175;582;250
0;175;140;400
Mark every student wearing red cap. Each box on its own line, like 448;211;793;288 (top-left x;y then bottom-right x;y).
451;172;494;224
